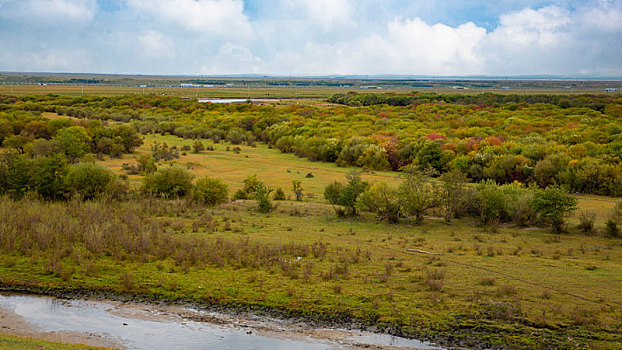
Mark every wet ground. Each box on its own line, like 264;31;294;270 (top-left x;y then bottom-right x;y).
0;293;443;350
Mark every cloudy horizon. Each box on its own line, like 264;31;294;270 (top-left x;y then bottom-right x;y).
0;0;620;77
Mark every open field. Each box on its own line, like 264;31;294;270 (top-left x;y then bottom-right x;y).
102;133;401;196
102;132;619;225
0;197;621;349
1;92;621;349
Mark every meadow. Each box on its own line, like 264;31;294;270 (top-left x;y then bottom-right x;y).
0;91;621;349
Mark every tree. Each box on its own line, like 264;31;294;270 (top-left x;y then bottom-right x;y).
273;187;286;200
142;165;194;198
65;162;115;199
53;126;92;162
292;180;303;201
255;181;273;213
324;172;368;216
399;166;441;224
192;140;205;153
2;133;34;154
473;180;505;224
0;153;34;197
112;124;143;152
532;186;577;233
439;169;467;221
193;177;229;205
136;154;156;174
32;154;68;200
357;181;401;223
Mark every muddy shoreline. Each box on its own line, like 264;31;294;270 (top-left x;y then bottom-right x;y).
0;283;489;349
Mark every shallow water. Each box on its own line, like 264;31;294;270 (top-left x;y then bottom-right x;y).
0;293;442;350
198;98;277;103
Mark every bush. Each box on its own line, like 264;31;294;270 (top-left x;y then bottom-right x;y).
273;187;286;200
193;177;229;205
255;181;273;213
578;210;596;234
142;165;194;198
65;162;115;199
604;219;619;238
532;186;577;233
357;181;401;223
473;180;505;224
323;172;368;215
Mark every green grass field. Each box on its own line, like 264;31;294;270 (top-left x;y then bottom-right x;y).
0;131;616;348
0;333;109;350
0;83;613;99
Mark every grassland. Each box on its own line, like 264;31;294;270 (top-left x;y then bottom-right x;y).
0;333;109;350
1;90;622;349
1;134;620;349
0;83;614;99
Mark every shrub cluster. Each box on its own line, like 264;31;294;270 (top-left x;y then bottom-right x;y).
328;169;584;234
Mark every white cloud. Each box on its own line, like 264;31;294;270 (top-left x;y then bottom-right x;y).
301;0;353;30
200;43;262;74
265;17;487;75
488;6;570;47
0;1;620;76
127;0;252;38
138;30;173;56
0;0;98;24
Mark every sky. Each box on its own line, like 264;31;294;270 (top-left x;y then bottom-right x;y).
0;0;621;76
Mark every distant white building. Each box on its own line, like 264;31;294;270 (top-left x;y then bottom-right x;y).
360;86;381;89
604;88;617;92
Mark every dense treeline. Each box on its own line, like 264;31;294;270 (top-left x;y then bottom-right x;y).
328;91;615;111
1;93;621;196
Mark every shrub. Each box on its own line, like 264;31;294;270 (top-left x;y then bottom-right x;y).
473;179;505;224
357;181;401;223
604;219;619;238
532;186;577;233
399;166;441;224
323;172;368;215
273;187;286;200
65;162;115;199
578;210;596;234
193;177;228;205
292;180;303;201
53;126;92;161
255;181;273;213
142;165;194;198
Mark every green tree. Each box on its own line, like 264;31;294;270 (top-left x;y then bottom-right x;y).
32;154;68;200
112;124;143;152
532;186;577;233
324;172;368;215
53;126;92;161
473;179;505;224
192;140;205;153
292;180;304;201
64;162;115;199
399;166;441;224
2;133;34;154
193;177;229;205
439;169;467;221
142;165;194;198
136;154;157;174
273;187;286;200
255;181;273;213
0;153;34;197
357;181;401;223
